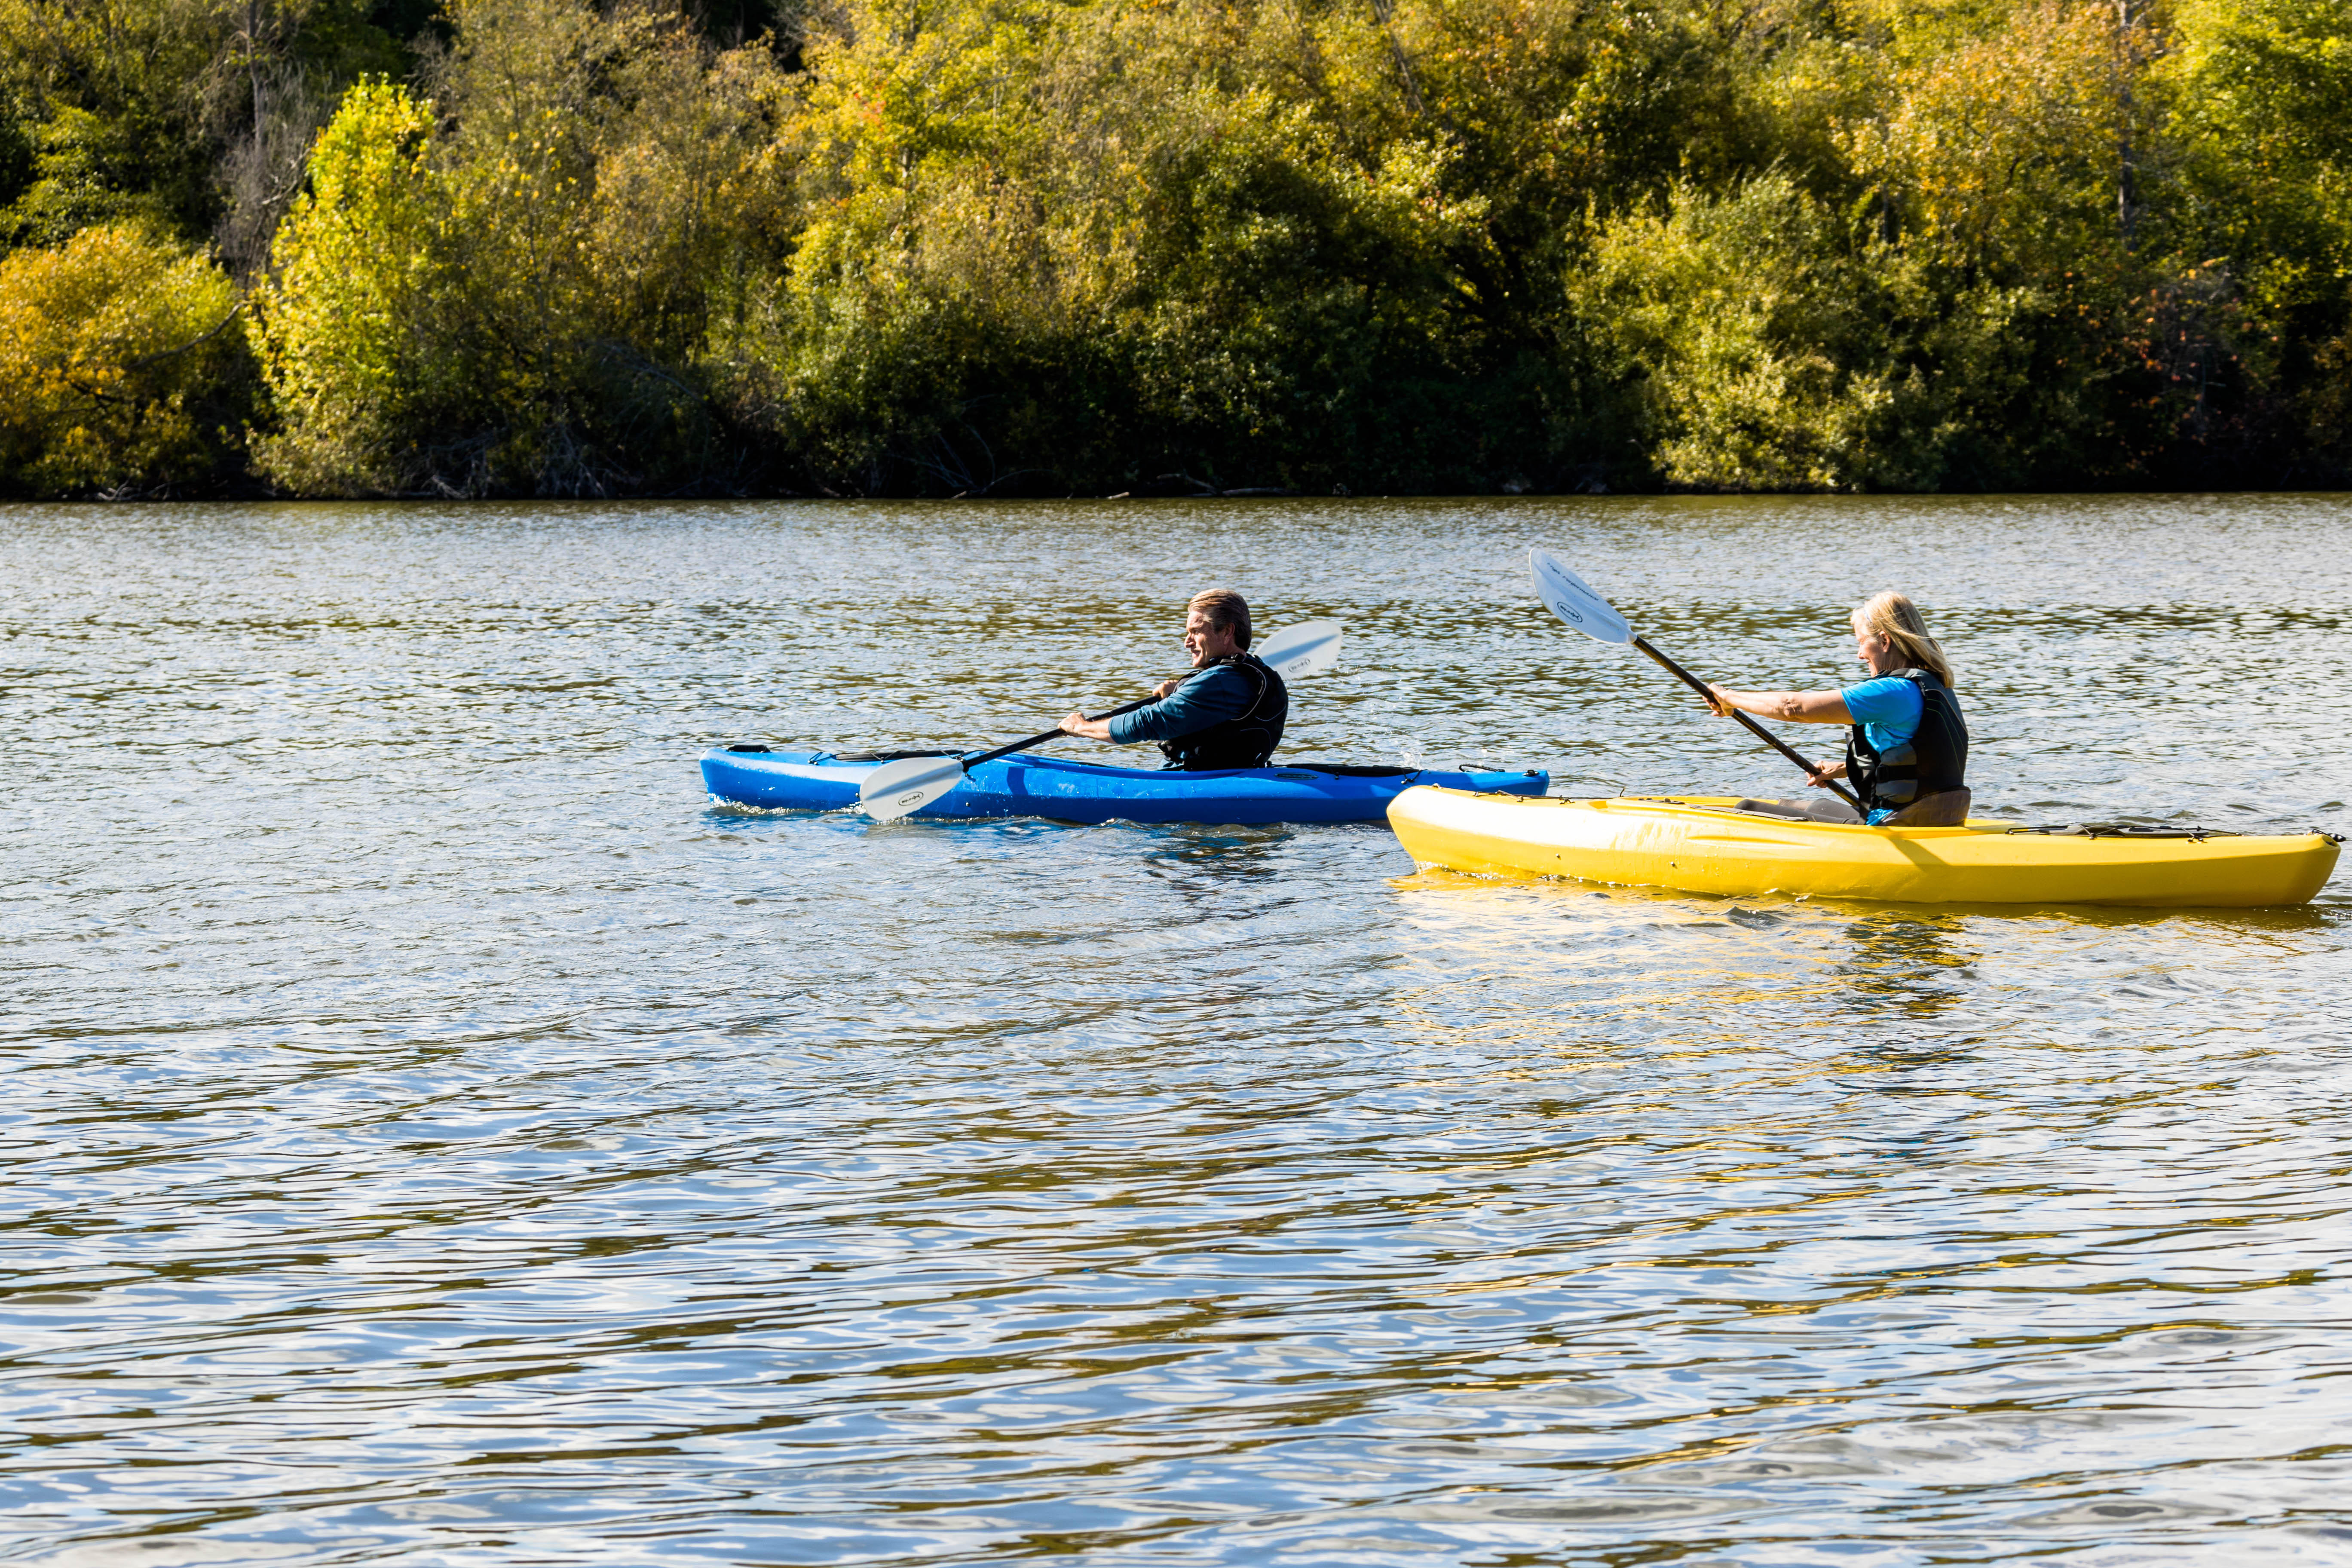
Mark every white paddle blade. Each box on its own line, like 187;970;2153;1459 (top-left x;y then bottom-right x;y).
859;755;965;821
1530;548;1633;644
1258;618;1343;680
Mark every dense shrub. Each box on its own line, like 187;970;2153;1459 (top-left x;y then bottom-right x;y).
6;0;2352;495
249;3;790;496
0;223;251;496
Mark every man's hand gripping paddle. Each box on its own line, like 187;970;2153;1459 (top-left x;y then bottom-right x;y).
1528;549;1867;814
858;619;1346;821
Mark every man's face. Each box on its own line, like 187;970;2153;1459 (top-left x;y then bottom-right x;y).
1184;608;1242;667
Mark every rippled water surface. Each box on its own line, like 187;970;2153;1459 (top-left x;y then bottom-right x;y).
6;495;2352;1566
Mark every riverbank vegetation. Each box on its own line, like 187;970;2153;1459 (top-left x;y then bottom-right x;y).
3;0;2348;496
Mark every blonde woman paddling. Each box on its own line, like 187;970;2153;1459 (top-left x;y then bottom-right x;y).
1704;592;1971;827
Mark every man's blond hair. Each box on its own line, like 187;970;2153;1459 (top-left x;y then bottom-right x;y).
1189;588;1252;649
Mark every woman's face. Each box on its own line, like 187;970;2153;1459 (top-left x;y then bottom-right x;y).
1853;622;1899;675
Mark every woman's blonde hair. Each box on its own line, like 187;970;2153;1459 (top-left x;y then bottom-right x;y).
1853;591;1955;687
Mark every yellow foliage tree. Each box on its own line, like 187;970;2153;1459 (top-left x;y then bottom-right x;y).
0;223;246;496
247;77;445;494
1840;0;2140;276
19;0;2343;494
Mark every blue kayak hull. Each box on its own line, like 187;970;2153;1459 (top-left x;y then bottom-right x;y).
701;747;1548;825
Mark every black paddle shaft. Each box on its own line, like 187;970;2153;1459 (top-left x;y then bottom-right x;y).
960;695;1160;771
1629;636;1868;813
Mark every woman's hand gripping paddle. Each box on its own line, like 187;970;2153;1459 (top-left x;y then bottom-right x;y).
1528;549;1867;814
858;619;1346;821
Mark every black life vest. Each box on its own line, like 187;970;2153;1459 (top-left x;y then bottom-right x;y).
1846;667;1968;814
1159;653;1289;771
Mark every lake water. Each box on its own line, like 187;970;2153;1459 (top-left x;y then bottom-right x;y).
4;495;2350;1566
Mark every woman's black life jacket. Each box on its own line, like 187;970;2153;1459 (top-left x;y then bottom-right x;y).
1159;653;1289;770
1846;667;1968;814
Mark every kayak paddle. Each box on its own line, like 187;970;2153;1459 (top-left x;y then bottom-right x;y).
858;618;1346;821
1528;548;1867;814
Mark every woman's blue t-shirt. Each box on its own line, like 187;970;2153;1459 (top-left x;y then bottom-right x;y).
1840;675;1923;754
1841;676;1921;824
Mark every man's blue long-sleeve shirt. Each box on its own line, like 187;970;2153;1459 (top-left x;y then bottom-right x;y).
1105;664;1256;745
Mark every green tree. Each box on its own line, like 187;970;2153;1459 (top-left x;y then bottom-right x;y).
252;2;788;496
19;0;2352;495
2171;0;2352;471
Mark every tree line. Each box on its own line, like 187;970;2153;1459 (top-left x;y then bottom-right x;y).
2;0;2347;498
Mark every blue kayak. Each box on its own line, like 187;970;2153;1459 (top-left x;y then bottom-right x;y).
701;746;1548;825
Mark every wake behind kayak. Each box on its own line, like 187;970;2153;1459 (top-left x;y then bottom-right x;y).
704;746;1547;826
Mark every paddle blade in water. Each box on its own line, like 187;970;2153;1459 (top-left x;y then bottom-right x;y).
859;755;966;821
1258;618;1343;680
1530;548;1632;644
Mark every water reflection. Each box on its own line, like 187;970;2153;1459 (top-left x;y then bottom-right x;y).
1830;911;1977;1030
1;494;2349;1567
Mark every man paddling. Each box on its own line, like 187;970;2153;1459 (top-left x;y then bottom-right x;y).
1059;589;1289;769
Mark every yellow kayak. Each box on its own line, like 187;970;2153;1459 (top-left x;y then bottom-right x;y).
1387;788;2343;908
